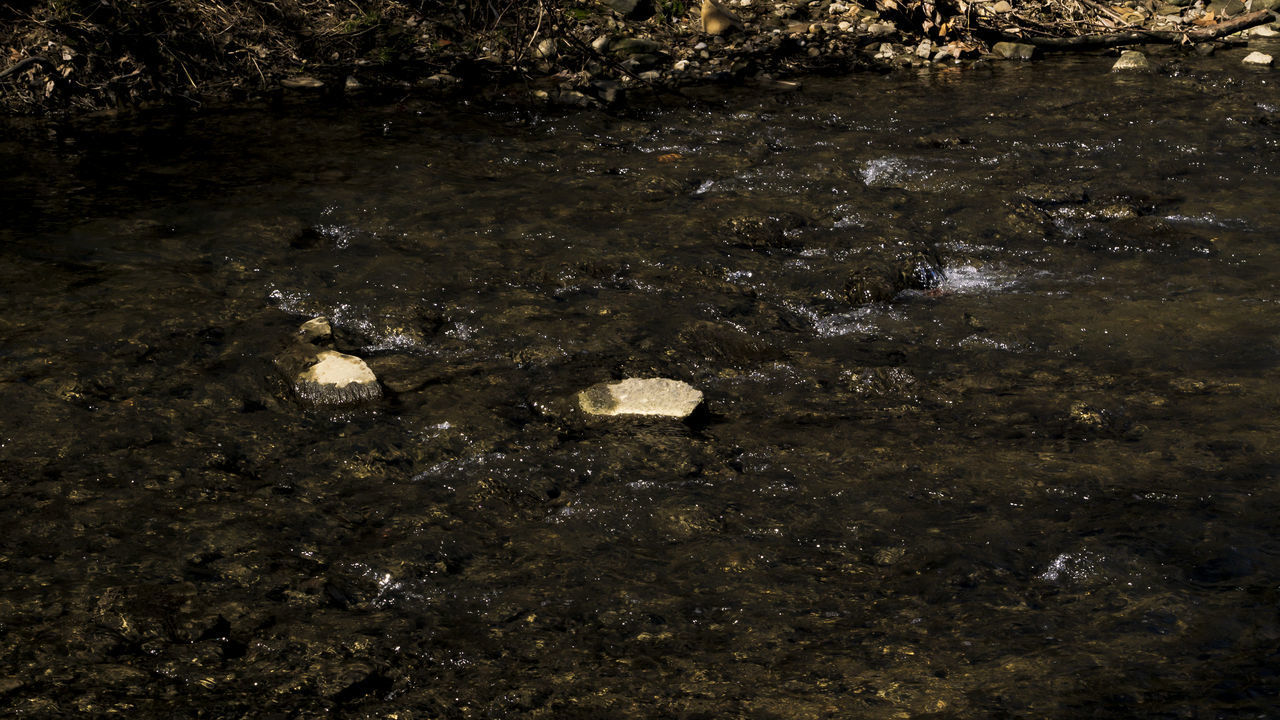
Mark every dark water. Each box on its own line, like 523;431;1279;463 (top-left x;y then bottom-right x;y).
3;52;1280;717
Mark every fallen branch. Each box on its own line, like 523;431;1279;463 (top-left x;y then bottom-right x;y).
0;56;56;80
979;9;1277;49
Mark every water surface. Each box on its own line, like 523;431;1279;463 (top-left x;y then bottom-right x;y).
2;52;1280;717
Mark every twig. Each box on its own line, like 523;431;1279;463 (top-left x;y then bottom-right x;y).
979;8;1276;48
0;56;56;81
1078;0;1130;26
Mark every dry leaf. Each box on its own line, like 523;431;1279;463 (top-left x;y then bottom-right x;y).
1192;10;1216;26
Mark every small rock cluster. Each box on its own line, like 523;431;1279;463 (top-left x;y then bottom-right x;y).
275;317;382;408
275;317;704;419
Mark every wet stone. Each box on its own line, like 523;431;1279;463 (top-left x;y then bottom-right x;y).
842;247;945;305
1112;51;1152;72
297;316;332;344
293;351;381;407
1242;51;1273;66
992;41;1036;60
716;211;808;250
281;75;325;90
578;378;703;418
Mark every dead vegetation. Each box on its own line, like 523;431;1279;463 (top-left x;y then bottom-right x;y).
0;0;555;113
1;0;1276;114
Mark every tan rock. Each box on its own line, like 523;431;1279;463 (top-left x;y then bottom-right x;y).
1111;51;1152;71
579;378;703;418
295;351;381;406
281;75;324;90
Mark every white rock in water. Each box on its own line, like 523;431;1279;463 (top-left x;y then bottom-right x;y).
579;378;703;418
1243;51;1274;66
1111;51;1152;71
295;350;381;406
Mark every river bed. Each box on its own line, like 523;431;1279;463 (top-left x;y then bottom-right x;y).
2;52;1280;717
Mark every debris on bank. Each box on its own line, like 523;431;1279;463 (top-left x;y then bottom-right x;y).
1;0;1278;114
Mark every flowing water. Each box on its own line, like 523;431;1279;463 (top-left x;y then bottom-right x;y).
3;52;1280;717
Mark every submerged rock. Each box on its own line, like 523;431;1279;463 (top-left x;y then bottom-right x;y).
1111;51;1152;72
992;41;1036;60
716;211;808;250
294;351;381;407
281;75;325;90
578;378;703;418
843;246;945;305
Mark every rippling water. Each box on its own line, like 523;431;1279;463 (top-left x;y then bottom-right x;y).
3;53;1280;717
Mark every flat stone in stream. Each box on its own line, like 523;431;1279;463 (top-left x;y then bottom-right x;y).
294;351;381;406
578;378;703;418
1243;51;1274;66
280;75;325;90
1112;51;1152;72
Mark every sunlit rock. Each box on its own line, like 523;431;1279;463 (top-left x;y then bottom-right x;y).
578;378;703;418
1243;51;1274;66
1111;51;1152;72
294;351;381;407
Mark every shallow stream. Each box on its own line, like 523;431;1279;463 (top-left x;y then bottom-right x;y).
3;51;1280;717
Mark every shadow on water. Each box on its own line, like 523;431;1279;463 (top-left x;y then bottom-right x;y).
3;52;1280;717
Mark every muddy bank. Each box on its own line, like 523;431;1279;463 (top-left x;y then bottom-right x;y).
2;0;1278;114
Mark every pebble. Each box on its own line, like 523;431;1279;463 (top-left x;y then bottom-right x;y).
578;378;704;419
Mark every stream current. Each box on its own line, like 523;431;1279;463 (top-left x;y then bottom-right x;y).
3;54;1280;717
